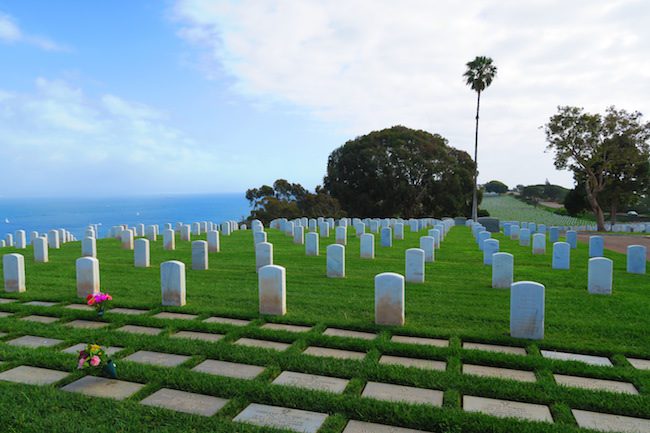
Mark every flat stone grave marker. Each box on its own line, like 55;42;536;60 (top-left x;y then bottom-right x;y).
463;364;536;382
20;315;58;324
462;342;527;356
261;323;312;333
203;316;251;326
109;307;149;315
0;311;13;318
554;374;638;394
62;376;144;400
463;395;553;422
0;298;18;304
379;355;446;371
0;365;68;385
6;335;63;348
64;304;93;311
572;409;650;433
324;327;376;340
140;388;228;416
65;319;110;329
116;325;162;336
343;420;429;433
152;312;199;320
62;343;123;357
362;381;443;406
303;346;366;360
24;301;58;307
233;403;328;433
272;371;349;394
192;359;265;379
124;350;191;368
540;350;612;367
234;337;290;351
627;358;650;370
171;331;224;342
390;335;449;347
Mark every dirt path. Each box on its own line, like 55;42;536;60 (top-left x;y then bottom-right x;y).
577;233;650;260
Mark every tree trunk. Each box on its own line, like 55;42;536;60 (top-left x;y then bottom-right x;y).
584;182;606;231
471;91;481;221
610;202;618;225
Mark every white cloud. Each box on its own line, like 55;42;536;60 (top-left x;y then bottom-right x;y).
0;78;246;196
172;0;650;188
0;11;68;51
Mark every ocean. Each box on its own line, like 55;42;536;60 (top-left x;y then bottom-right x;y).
0;193;251;239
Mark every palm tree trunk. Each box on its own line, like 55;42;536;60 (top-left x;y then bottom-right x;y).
472;91;481;221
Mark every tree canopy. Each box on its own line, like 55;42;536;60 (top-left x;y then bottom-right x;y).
245;180;345;224
323;126;477;217
544;106;650;230
484;180;508;194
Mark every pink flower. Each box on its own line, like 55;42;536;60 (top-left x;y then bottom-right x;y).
90;355;101;367
78;358;87;369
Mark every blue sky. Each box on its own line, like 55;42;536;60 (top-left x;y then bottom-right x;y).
2;1;649;196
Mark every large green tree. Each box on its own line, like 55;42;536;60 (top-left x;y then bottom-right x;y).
544;106;650;230
245;179;345;224
464;56;497;222
484;180;508;194
323;126;476;217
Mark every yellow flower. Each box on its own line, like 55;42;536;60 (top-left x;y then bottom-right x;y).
90;344;101;351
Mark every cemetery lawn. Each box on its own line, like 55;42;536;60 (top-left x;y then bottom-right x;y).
0;227;649;433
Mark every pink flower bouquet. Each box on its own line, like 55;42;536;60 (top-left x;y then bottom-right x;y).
77;344;116;378
86;292;112;317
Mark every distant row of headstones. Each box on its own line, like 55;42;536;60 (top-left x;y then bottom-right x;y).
468;219;647;341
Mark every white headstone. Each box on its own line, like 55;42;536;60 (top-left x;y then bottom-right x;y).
207;230;220;253
588;257;613;295
405;248;425;283
82;237;96;258
375;272;405;326
492;252;513;289
256;242;273;272
161;260;186;306
293;225;304;245
305;232;319;256
483;239;499;265
163;229;175;251
145;225;157;242
192;240;208;270
510;281;544;340
134;238;150;268
319;222;329;238
3;253;25;292
519;228;531;246
354;222;365;237
566;230;577;249
394;223;404;241
478;231;491;251
14;230;26;249
121;230;134;250
627;245;646;274
48;230;60;249
76;257;100;298
192;222;201;235
552;242;570;270
360;233;374;259
326;244;345;278
254;231;267;245
419;236;435;262
589;236;604;257
180;225;191;242
335;226;347;245
34;237;49;263
259;265;286;315
380;227;392;247
532;233;546;255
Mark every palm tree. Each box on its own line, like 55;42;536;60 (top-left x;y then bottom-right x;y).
464;56;497;221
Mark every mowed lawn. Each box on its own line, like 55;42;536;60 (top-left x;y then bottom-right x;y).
0;226;648;433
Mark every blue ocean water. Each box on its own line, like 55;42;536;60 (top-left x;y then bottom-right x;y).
0;193;251;239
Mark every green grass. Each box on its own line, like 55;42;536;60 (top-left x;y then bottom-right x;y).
483;195;594;226
0;226;649;432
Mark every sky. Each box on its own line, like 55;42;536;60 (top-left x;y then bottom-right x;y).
1;0;649;197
